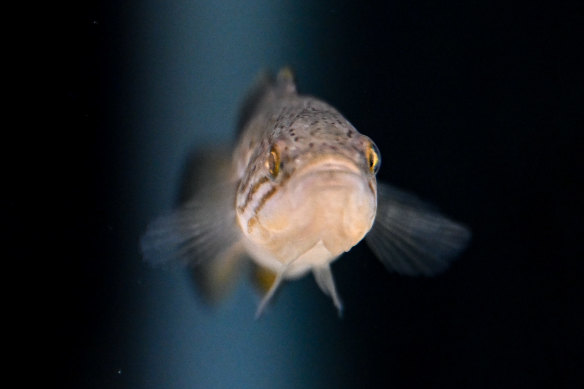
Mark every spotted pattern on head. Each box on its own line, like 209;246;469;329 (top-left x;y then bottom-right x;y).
234;85;378;235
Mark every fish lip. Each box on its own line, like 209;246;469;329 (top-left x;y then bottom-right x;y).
293;156;362;180
289;158;368;199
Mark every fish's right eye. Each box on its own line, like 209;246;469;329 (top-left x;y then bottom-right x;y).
266;147;281;178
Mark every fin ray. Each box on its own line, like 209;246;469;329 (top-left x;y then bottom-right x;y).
237;71;275;133
313;264;343;315
140;149;247;302
251;264;278;295
140;189;242;268
366;182;471;276
255;270;286;319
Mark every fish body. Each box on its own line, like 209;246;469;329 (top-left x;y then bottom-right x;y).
141;68;470;316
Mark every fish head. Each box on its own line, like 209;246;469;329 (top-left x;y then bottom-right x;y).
236;111;381;273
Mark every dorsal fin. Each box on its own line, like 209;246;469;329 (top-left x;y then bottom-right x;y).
237;67;298;133
236;71;274;133
275;67;297;95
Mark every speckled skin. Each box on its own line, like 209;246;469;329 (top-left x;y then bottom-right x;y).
233;70;379;276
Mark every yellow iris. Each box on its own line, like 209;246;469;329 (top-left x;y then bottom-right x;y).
366;142;381;174
266;147;280;178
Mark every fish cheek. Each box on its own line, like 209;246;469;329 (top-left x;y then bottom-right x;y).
255;190;303;232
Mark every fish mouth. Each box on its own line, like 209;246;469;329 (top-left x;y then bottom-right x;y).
292;156;363;185
287;156;373;209
250;154;377;262
251;153;375;233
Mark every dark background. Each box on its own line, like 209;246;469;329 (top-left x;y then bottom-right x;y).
53;1;582;388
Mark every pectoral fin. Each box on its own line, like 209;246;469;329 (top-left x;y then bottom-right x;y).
366;182;471;276
140;148;246;303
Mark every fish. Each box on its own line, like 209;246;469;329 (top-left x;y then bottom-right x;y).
141;68;471;317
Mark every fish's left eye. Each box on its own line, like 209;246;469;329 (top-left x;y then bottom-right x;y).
266;147;281;178
366;142;381;174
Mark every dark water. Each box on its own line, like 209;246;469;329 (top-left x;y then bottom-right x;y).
53;1;582;387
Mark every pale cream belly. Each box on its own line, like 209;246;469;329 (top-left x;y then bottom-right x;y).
243;238;339;279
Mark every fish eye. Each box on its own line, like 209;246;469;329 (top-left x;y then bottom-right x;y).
266;147;281;178
366;142;381;174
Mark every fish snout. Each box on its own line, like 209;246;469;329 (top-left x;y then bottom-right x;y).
290;170;376;254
